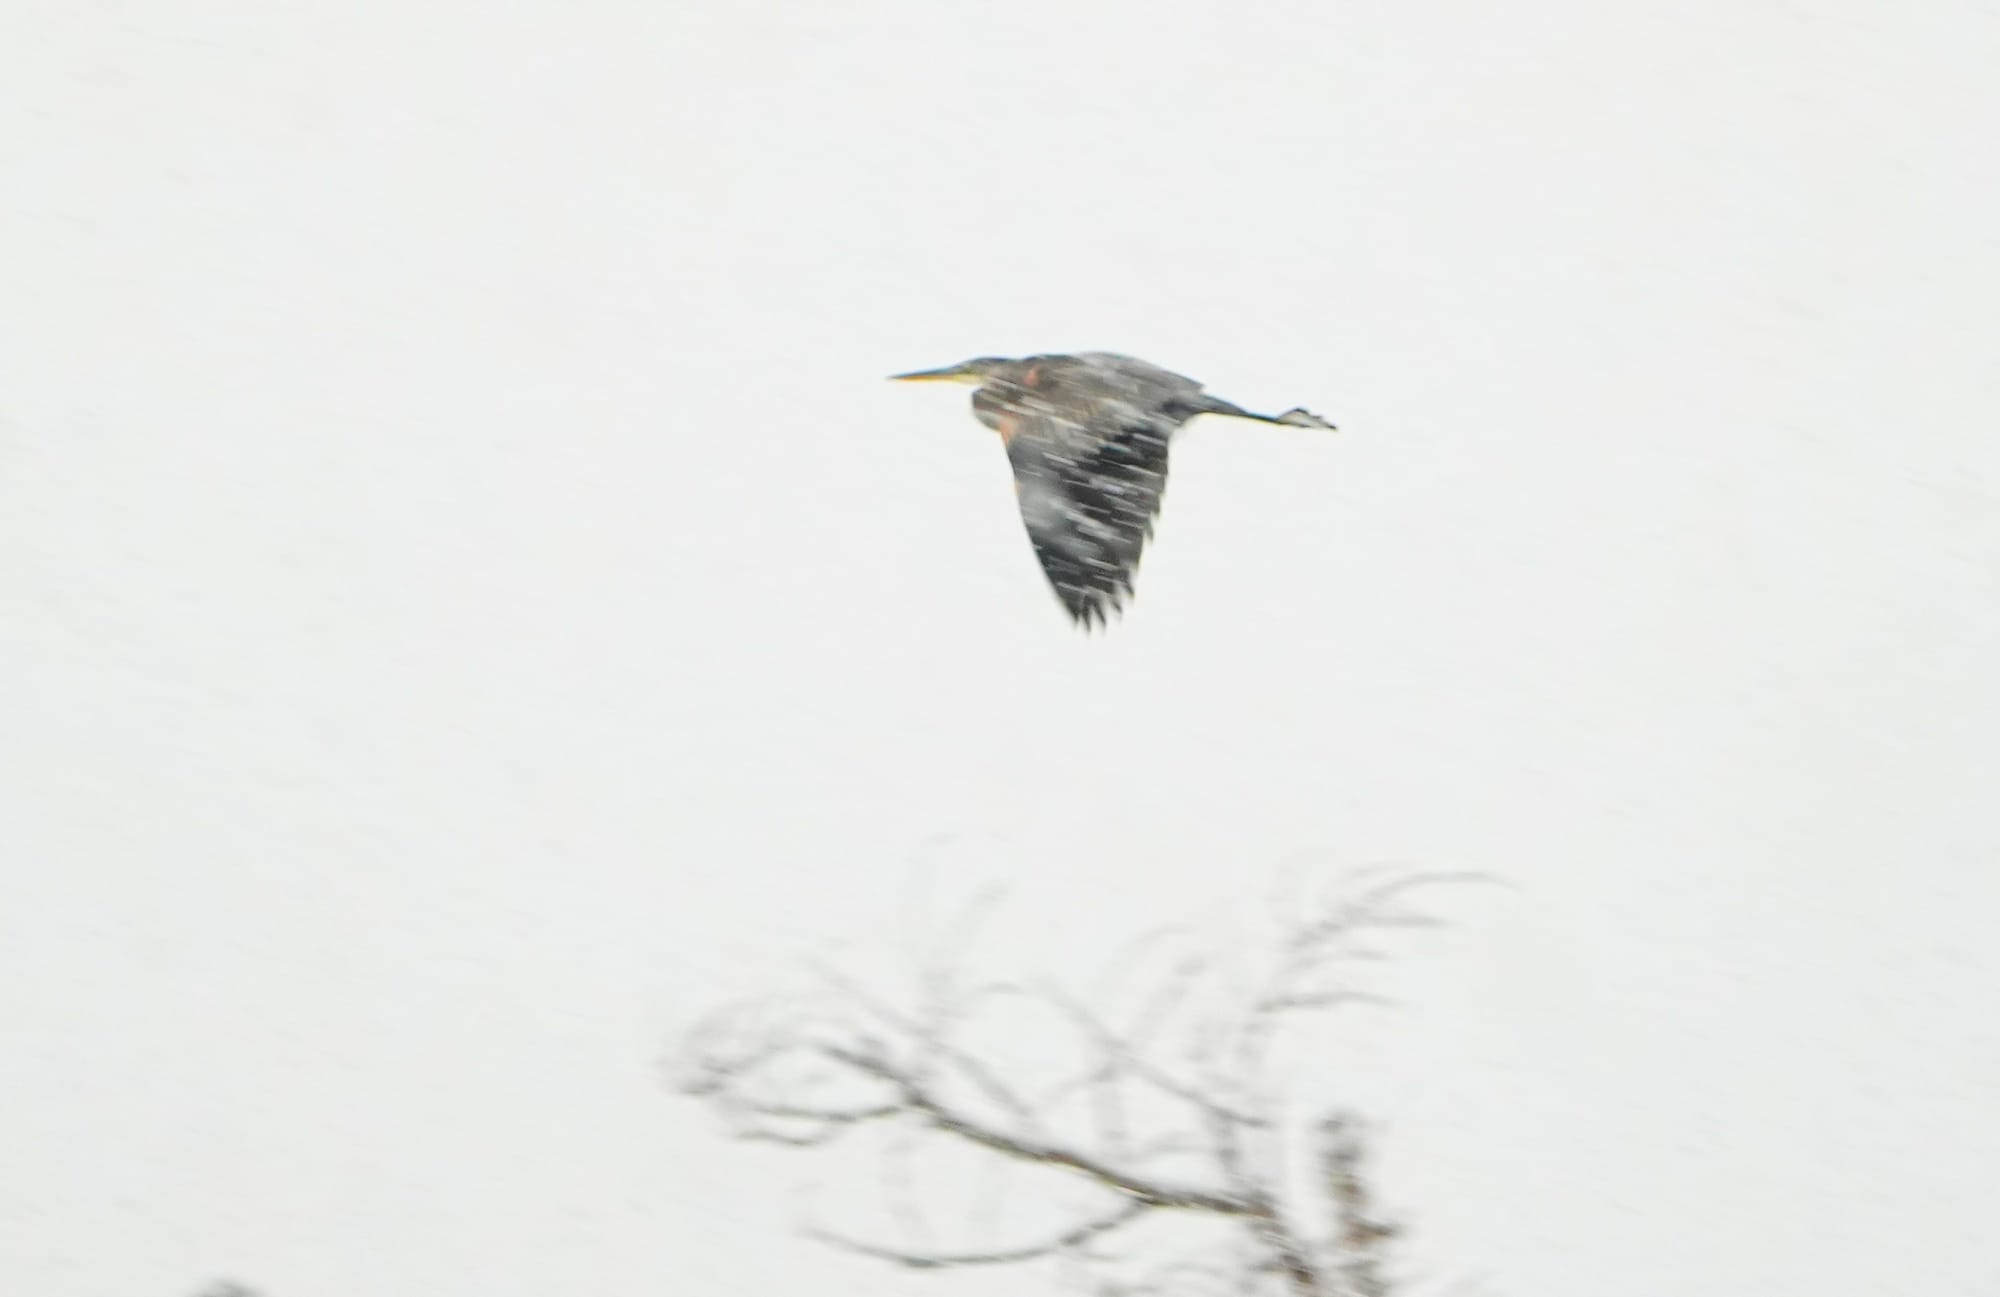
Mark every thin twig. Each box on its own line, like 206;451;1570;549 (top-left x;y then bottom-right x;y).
804;1200;1147;1269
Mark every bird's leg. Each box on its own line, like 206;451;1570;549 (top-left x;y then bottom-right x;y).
1198;396;1337;432
1269;407;1338;431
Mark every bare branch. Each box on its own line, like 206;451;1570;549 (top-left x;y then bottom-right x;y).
825;1043;1257;1215
732;1096;903;1147
814;963;1046;1136
804;1199;1147;1270
1318;1114;1400;1297
1024;982;1273;1141
676;868;1486;1297
1255;990;1394;1017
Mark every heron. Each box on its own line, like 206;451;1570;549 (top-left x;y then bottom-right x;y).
891;352;1336;628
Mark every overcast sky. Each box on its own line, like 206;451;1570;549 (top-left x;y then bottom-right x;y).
3;2;1998;1295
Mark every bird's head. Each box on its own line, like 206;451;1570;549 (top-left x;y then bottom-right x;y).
887;357;1013;386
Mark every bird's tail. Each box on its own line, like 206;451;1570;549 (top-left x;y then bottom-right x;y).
1200;397;1338;432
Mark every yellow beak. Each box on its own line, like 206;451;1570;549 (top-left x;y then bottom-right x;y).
888;365;977;383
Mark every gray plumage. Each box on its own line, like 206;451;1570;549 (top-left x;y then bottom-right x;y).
891;352;1336;628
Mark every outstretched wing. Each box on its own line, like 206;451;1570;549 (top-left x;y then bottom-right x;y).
1007;416;1174;629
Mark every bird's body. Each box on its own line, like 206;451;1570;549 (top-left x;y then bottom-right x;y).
892;352;1335;628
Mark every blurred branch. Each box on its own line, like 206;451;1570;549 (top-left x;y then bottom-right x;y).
1319;1114;1400;1297
805;1198;1148;1269
824;1041;1257;1213
678;869;1478;1297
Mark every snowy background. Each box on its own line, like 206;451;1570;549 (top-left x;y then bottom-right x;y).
3;2;1998;1294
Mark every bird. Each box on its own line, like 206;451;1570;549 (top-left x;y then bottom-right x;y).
891;352;1336;628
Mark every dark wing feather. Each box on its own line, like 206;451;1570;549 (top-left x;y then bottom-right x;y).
1007;418;1174;628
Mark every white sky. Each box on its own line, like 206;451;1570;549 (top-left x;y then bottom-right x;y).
3;2;1997;1294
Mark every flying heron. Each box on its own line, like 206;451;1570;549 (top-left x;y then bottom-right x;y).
891;352;1336;628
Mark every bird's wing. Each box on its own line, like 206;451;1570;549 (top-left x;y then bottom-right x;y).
1006;412;1174;628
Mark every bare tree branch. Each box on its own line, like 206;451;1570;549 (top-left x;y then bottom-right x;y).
824;1042;1257;1214
731;1100;901;1147
804;1198;1148;1269
1319;1114;1400;1297
1033;983;1273;1129
678;869;1481;1297
813;962;1047;1137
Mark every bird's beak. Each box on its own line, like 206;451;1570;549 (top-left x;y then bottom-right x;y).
888;364;977;383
